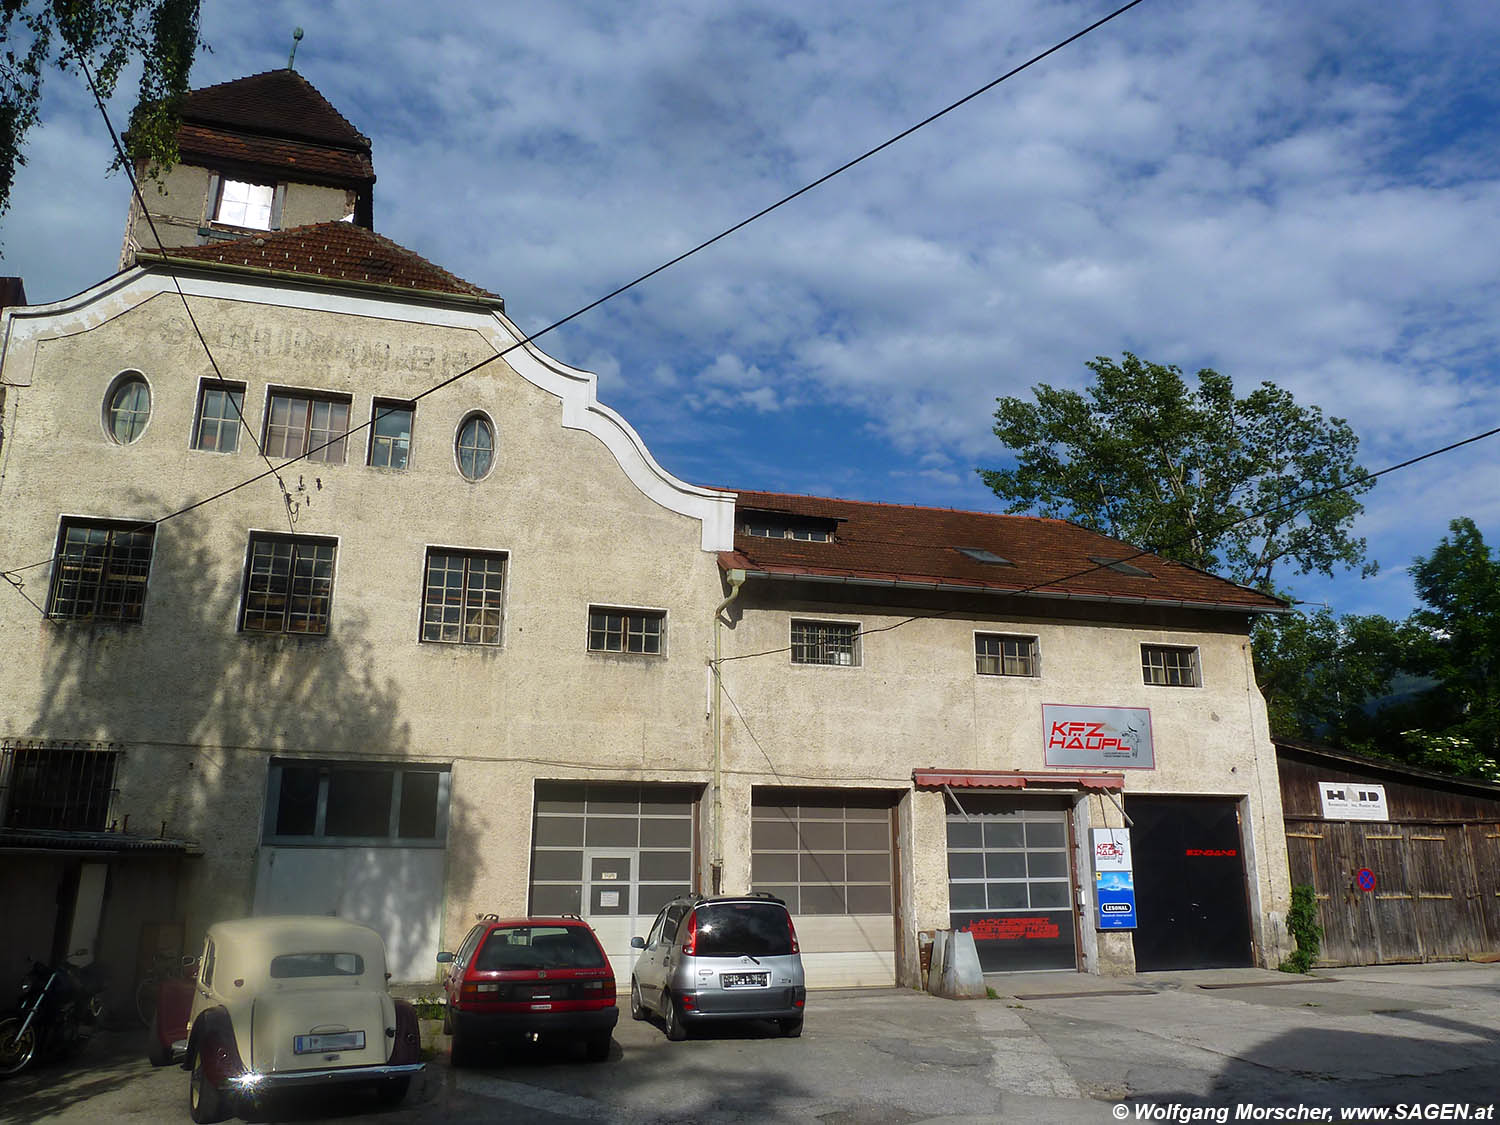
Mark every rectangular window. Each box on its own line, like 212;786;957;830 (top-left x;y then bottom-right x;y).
368;400;414;469
241;534;337;635
1141;644;1200;687
791;620;859;666
263;391;351;464
192;381;245;453
587;607;664;655
1;740;119;830
214;179;275;229
263;760;450;844
47;520;154;623
422;549;506;645
976;633;1039;677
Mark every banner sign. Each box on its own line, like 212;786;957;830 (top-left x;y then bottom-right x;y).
1092;828;1137;930
1043;704;1154;769
1318;781;1388;822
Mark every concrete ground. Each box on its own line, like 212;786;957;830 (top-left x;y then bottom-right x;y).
2;962;1497;1124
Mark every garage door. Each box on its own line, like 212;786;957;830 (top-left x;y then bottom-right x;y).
751;788;897;987
529;782;698;981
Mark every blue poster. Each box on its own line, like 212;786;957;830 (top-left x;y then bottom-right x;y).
1096;870;1137;930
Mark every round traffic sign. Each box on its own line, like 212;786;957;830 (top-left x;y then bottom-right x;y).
1356;868;1376;892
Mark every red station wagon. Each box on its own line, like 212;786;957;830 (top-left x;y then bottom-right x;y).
437;914;618;1065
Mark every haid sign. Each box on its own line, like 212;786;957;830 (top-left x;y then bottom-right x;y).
1092;827;1137;930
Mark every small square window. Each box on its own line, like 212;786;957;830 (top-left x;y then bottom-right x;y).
47;520;154;623
215;179;275;229
1142;644;1199;687
588;607;664;655
976;633;1038;677
263;390;351;464
192;381;245;453
791;620;860;666
241;533;337;635
369;400;414;469
422;549;506;645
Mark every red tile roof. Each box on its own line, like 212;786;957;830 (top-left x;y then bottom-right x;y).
180;69;371;152
721;490;1286;613
157;222;498;300
177;122;373;182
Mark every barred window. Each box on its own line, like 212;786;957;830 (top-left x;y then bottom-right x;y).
1;740;119;831
47;520;154;623
422;550;506;645
588;607;664;655
192;381;245;453
1142;644;1200;687
264;391;350;464
242;534;337;635
791;620;859;666
976;633;1039;677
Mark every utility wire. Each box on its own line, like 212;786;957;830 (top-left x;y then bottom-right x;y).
0;0;1150;598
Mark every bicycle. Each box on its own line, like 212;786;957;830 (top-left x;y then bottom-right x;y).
135;950;196;1028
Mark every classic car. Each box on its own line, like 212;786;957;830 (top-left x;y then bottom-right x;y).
163;916;422;1123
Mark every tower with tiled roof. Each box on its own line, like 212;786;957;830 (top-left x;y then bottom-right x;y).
119;68;375;269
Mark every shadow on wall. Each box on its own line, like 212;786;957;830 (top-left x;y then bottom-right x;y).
23;503;477;971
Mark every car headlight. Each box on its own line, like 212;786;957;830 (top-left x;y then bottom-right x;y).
228;1072;264;1090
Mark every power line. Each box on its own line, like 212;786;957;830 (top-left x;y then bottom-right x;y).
0;0;1150;599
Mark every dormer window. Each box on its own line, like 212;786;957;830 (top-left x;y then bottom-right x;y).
213;178;276;230
738;512;837;542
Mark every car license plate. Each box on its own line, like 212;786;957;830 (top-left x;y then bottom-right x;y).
720;972;768;989
293;1031;365;1054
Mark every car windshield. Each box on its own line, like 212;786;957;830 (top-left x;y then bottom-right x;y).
269;952;365;978
693;903;793;957
474;926;605;971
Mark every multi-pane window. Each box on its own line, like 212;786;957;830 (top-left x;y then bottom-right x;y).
241;534;337;635
263;760;450;843
422;550;506;645
739;520;832;542
976;633;1039;677
47;520;154;623
263;391;351;464
369;400;414;469
192;381;245;453
587;607;664;655
456;414;494;481
1141;644;1200;687
1;740;119;830
215;179;275;229
791;620;859;666
105;374;151;444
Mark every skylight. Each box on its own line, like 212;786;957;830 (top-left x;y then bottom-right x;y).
1089;556;1153;577
956;547;1013;566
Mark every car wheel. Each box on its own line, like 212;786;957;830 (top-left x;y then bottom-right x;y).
630;979;645;1021
189;1055;229;1124
449;1024;472;1068
779;1017;804;1038
584;1032;611;1062
147;1010;172;1067
664;993;688;1042
376;1076;412;1106
0;1017;37;1076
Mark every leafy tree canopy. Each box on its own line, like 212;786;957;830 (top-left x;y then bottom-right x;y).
0;0;201;224
980;353;1374;593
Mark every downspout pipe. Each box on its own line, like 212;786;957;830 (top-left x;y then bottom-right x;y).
711;569;747;894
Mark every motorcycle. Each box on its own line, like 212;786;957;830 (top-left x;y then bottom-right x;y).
0;956;107;1077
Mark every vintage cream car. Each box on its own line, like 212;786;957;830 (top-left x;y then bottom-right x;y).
181;916;423;1123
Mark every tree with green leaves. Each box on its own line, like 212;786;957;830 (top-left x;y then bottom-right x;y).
980;353;1374;593
0;0;201;225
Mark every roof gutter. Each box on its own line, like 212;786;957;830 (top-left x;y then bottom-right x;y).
733;567;1290;615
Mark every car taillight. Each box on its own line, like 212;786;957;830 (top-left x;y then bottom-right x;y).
682;910;699;956
787;914;800;955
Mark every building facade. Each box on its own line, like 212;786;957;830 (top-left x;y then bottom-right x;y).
1;70;1295;994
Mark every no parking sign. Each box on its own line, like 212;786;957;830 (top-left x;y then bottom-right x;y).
1356;868;1376;892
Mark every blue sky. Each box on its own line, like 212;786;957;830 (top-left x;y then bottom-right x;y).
5;0;1498;621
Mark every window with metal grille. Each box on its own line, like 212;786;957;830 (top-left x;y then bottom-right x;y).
587;607;664;655
263;391;351;463
192;381;245;453
422;549;506;645
1;740;119;830
1141;644;1200;687
976;633;1039;677
791;620;859;666
47;520;154;623
369;400;414;469
241;534;337;635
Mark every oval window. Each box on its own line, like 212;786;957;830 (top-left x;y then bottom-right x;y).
455;415;494;481
105;374;151;444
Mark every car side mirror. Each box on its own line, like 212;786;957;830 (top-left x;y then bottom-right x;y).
435;951;454;963
630;937;645;949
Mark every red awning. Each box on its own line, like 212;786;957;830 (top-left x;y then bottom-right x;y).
912;768;1124;791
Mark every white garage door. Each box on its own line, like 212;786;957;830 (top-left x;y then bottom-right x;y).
751;789;898;988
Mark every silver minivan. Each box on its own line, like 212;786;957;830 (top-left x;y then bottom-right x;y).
629;893;807;1040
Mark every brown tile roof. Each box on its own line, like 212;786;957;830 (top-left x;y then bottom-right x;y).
721;490;1287;613
177;122;373;182
181;69;371;151
158;222;498;300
